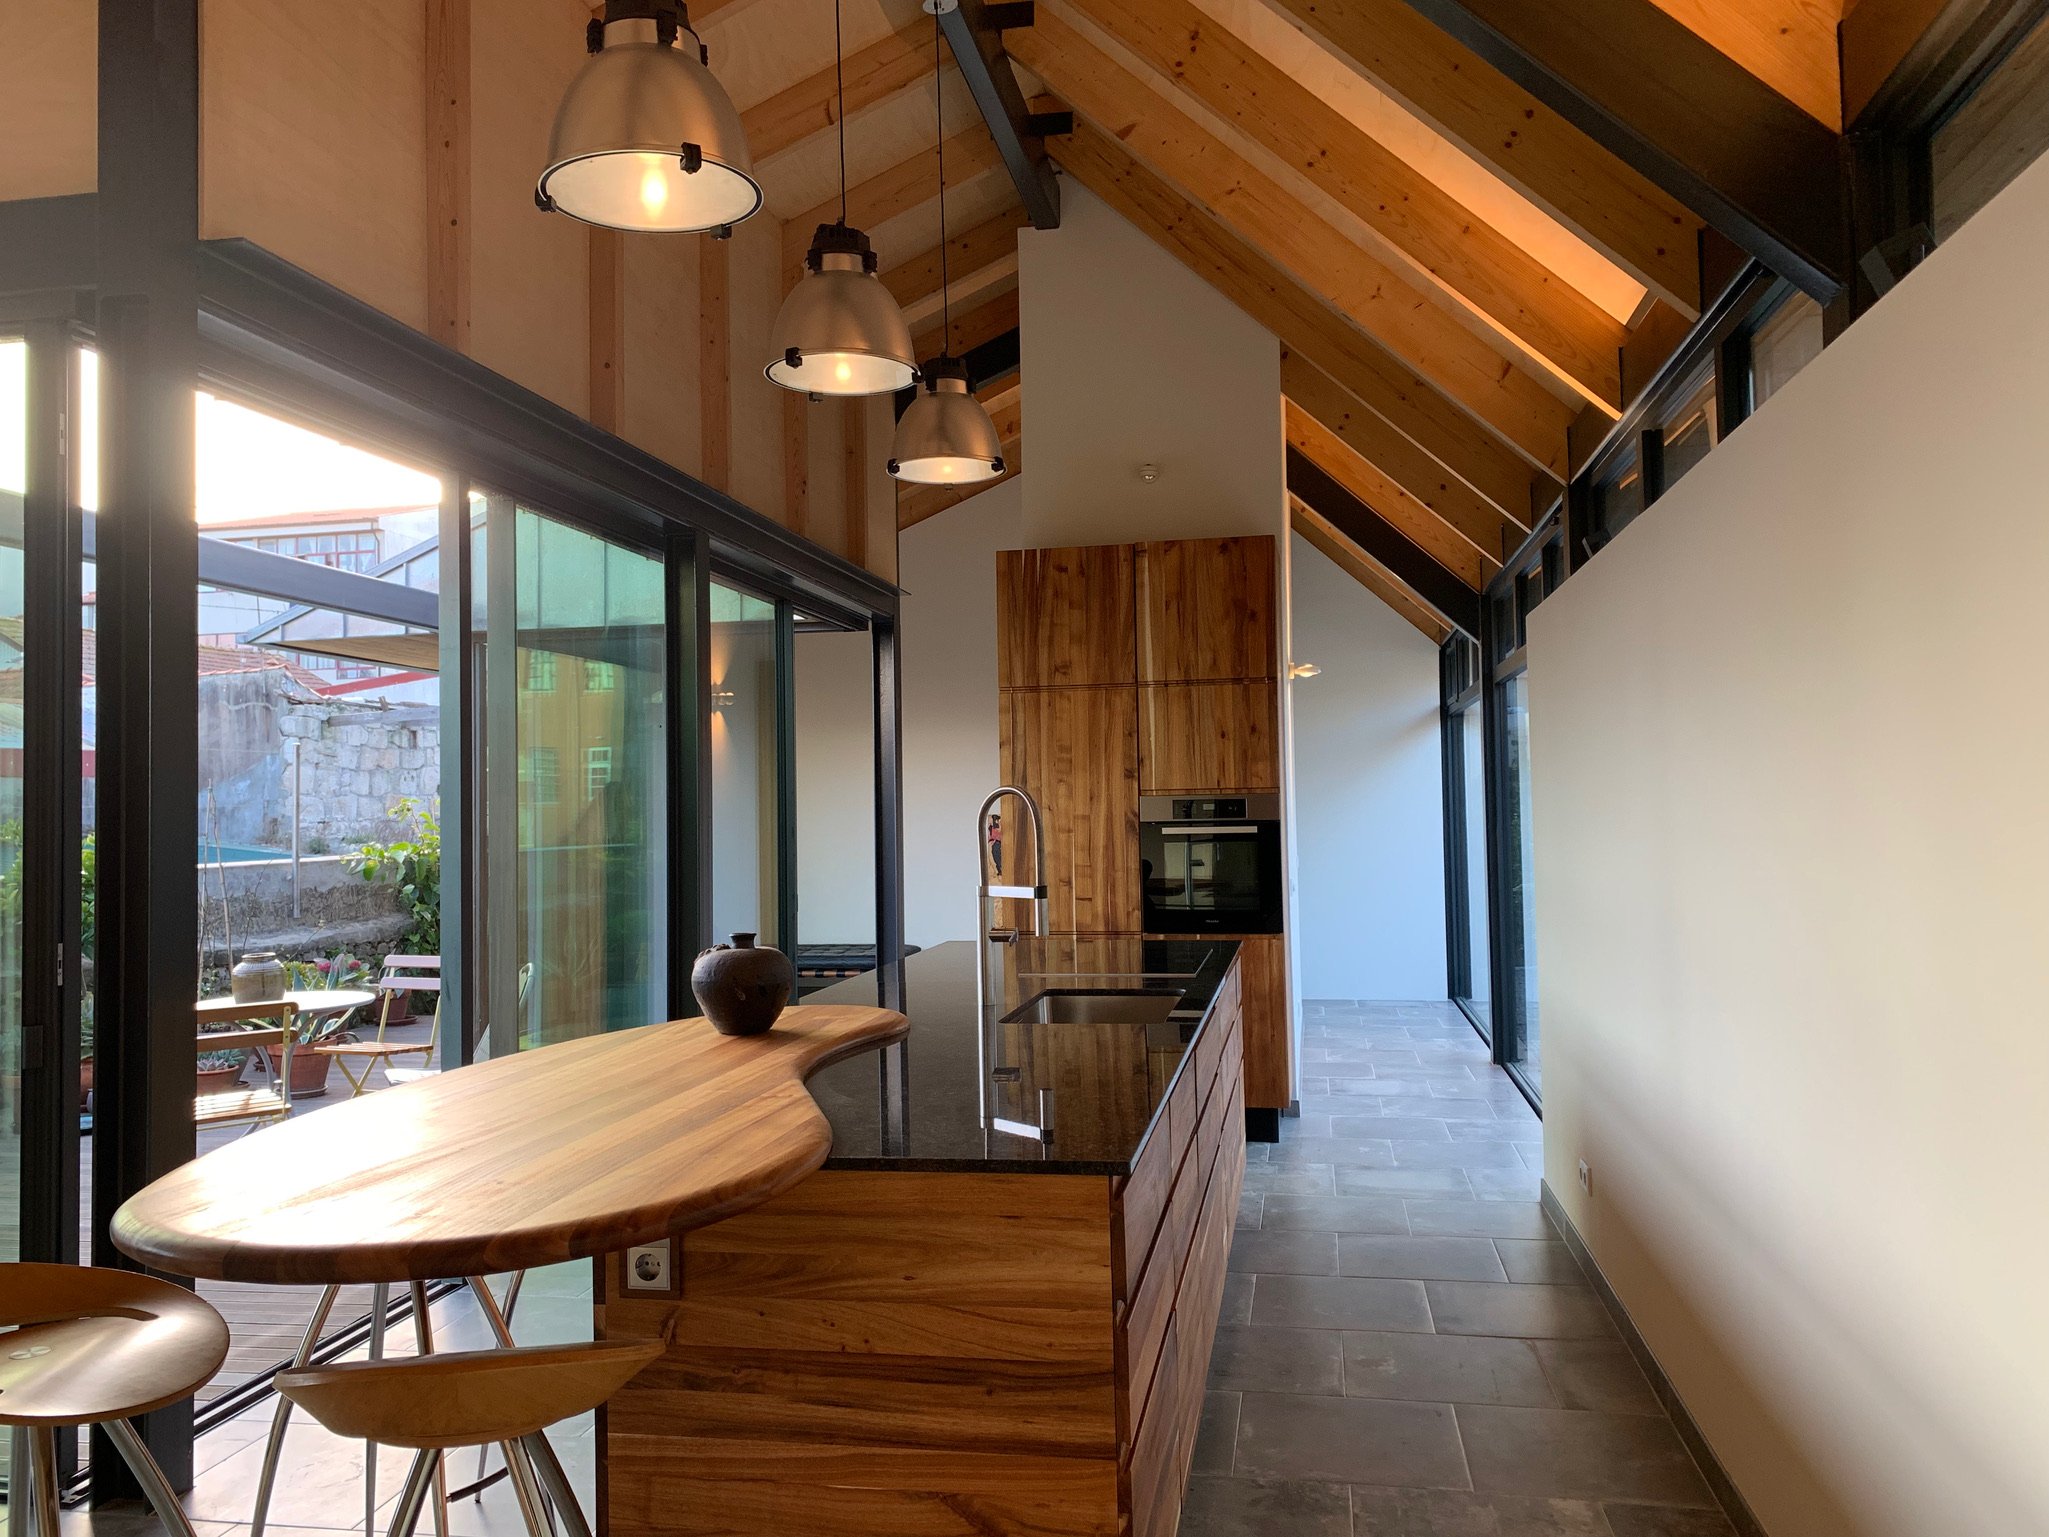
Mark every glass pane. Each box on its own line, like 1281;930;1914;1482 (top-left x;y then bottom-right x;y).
1660;361;1718;491
793;623;875;983
1932;11;2049;241
1458;706;1491;1037
1750;293;1824;410
1503;673;1540;1096
514;508;667;1046
710;582;782;946
0;337;24;1275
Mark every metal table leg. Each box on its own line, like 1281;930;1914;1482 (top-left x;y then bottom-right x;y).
252;1282;341;1537
409;1282;450;1537
365;1281;388;1537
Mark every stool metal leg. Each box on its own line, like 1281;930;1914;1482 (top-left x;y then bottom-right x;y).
520;1433;591;1537
27;1427;59;1537
409;1283;450;1537
472;1272;531;1496
502;1441;552;1537
9;1427;31;1537
253;1282;341;1537
365;1282;389;1537
387;1449;441;1537
104;1417;201;1537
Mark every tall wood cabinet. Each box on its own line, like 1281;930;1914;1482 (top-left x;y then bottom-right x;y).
996;536;1291;1118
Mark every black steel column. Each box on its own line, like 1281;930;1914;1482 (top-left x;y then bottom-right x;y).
94;0;201;1497
665;528;714;1017
871;615;905;1014
773;603;799;957
437;476;475;1067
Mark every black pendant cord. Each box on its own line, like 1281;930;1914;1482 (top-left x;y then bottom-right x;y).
934;12;951;358
835;0;848;224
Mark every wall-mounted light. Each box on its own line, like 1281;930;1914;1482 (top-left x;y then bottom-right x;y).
536;0;763;234
1138;463;1161;484
1288;662;1322;680
711;686;737;708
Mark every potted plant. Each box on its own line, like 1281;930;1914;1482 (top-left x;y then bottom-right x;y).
197;1020;249;1095
348;799;441;1020
257;951;371;1098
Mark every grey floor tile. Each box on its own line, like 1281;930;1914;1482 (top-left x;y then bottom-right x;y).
1449;1120;1549;1144
1457;1406;1713;1507
1496;1241;1584;1285
1244;1161;1337;1195
1393;1140;1531;1170
1209;1323;1345;1394
1328;1115;1456;1141
1377;1095;1501;1123
1229;1228;1340;1276
1471;1170;1546;1202
1191;1392;1242;1477
1318;1048;1425;1068
1531;1341;1662;1415
1261;1194;1412;1234
1351;1485;1612;1535
1341;1329;1553;1408
1339;1234;1508;1282
1179;1474;1352;1537
1221;1271;1255;1325
1244;1140;1271;1164
1235;1392;1469;1490
1270;1137;1399;1168
1408;1202;1556;1239
1335;1167;1477;1199
1602;1505;1738;1536
1250;1274;1434;1332
1238;1189;1265;1230
1425;1282;1617;1340
1323;1077;1390;1095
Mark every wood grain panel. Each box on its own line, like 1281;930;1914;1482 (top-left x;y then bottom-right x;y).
1000;686;1142;934
998;545;1137;688
622;235;699;474
698;237;731;491
741;19;932;161
1135;538;1277;684
588;228;624;431
1286;402;1492;587
1127;1312;1183;1537
1137;682;1280;794
0;0;95;198
426;0;471;351
1238;934;1290;1111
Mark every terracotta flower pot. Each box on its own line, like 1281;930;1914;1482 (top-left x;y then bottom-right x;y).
197;1062;245;1095
264;1044;339;1099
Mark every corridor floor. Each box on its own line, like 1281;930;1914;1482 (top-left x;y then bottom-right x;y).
1183;1000;1737;1537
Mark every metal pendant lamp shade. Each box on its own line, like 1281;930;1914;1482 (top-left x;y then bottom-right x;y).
537;2;763;234
890;359;1006;485
766;223;918;396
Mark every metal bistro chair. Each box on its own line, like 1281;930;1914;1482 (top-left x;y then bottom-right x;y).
195;997;298;1136
1;1263;231;1537
319;955;439;1098
278;1339;662;1537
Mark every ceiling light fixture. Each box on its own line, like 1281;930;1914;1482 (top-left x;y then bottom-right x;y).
766;0;916;395
537;0;763;234
889;11;1005;485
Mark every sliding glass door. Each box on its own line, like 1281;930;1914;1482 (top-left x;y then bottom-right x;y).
709;581;792;951
1498;670;1540;1093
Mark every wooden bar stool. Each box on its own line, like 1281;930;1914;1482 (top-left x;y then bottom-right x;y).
0;1263;229;1537
277;1339;661;1537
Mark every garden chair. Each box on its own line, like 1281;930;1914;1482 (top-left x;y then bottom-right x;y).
194;998;296;1136
316;954;438;1098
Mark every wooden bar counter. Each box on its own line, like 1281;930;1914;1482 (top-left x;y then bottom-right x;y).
599;938;1247;1537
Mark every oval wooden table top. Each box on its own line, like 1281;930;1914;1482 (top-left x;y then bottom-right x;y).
112;1004;909;1286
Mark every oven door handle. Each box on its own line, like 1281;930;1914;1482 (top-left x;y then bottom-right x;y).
1155;825;1261;836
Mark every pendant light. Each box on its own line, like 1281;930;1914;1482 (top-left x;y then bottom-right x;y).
537;0;763;234
766;0;917;395
889;13;1006;485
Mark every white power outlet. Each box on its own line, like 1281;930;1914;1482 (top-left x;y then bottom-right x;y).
624;1241;674;1294
1577;1159;1591;1195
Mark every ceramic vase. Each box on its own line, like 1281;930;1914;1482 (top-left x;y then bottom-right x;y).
231;949;287;1003
691;932;794;1037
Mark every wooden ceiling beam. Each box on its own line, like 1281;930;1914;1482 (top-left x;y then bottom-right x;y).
785;127;1004;279
937;0;1062;228
1043;114;1551;517
1287;400;1494;588
1262;0;1702;316
741;20;934;162
1283;349;1524;557
1291;499;1451;644
914;285;1019;362
1287;444;1481;636
1056;0;1627;411
1011;16;1575;476
881;207;1027;307
1387;0;1846;300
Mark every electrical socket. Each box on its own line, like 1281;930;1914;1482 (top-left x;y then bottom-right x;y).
624;1241;675;1294
1577;1159;1591;1195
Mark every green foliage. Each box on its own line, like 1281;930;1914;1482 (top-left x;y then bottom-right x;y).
347;798;442;956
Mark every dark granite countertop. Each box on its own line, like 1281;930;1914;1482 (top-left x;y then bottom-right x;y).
802;937;1239;1175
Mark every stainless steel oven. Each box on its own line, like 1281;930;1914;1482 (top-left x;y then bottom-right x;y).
1139;794;1284;935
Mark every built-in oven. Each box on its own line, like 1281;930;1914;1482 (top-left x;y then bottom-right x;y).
1139;794;1284;935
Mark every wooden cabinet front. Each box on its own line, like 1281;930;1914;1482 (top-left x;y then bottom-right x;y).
1000;686;1141;934
1237;934;1289;1111
1135;536;1277;684
1138;680;1280;793
997;544;1137;688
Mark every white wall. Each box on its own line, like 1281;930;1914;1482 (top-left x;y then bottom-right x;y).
1530;156;2049;1537
1285;533;1446;1000
898;180;1285;948
792;627;877;944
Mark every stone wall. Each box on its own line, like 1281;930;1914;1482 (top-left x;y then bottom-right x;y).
196;853;412;966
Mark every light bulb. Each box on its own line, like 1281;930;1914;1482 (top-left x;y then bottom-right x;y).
638;163;670;216
835;360;853;384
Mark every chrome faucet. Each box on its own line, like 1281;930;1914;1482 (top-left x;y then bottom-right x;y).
975;784;1048;945
975;785;1050;1150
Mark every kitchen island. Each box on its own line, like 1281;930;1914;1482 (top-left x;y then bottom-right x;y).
599;936;1247;1537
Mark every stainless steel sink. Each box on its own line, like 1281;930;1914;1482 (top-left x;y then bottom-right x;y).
1001;989;1184;1026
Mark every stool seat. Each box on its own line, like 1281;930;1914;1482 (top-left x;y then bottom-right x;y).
278;1339;663;1450
0;1262;229;1427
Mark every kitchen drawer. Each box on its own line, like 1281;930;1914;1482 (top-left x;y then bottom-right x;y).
1166;1055;1199;1173
1129;1311;1185;1537
1115;1117;1173;1302
1120;1122;1204;1445
1196;1003;1225;1100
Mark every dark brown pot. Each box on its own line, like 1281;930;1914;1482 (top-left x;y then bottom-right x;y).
264;1044;338;1099
691;932;794;1037
197;1062;244;1095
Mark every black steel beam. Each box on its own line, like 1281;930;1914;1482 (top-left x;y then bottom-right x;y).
668;527;716;1012
0;195;97;297
1287;446;1482;638
1393;0;1846;301
937;0;1061;230
94;0;201;1498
